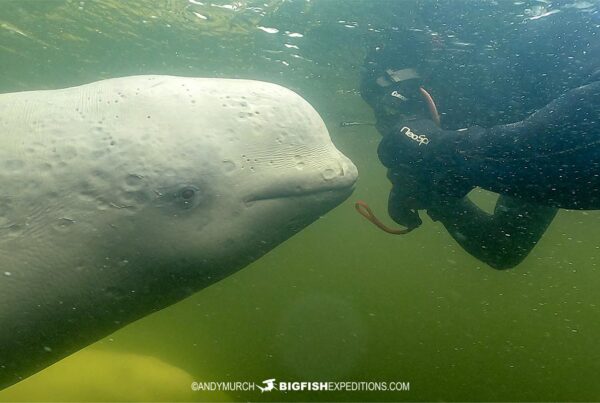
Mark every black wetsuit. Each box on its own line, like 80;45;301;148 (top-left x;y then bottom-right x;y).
379;82;600;210
452;82;600;210
379;82;599;268
361;8;599;269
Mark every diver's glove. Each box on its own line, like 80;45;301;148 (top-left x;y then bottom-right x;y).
378;119;476;223
387;175;423;230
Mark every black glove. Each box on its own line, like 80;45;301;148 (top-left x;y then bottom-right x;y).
379;119;475;221
387;178;423;230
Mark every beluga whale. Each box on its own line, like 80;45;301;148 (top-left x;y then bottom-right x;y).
0;75;357;389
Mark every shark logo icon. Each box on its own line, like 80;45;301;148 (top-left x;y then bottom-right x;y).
257;378;277;393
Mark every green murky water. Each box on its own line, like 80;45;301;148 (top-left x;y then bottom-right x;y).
1;0;599;401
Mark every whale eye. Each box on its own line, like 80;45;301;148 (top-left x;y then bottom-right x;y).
178;185;199;209
154;183;208;213
181;187;195;200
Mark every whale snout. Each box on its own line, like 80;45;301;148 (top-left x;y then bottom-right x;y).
245;149;358;203
325;151;358;190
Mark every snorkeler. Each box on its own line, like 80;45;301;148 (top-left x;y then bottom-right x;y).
358;29;599;269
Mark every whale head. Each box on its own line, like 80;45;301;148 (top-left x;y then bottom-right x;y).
91;77;358;284
0;76;357;388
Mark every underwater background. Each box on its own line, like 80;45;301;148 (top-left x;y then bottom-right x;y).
1;0;599;401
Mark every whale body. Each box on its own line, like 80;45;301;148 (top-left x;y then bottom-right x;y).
0;76;357;388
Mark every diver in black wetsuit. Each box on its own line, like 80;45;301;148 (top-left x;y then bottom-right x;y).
359;23;600;269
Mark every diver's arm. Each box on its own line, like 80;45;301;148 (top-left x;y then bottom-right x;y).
456;81;600;163
428;195;558;270
438;81;600;208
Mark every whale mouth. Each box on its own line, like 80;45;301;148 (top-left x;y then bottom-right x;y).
244;184;356;203
245;179;356;204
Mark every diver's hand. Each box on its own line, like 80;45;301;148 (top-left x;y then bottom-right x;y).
378;119;441;170
388;172;461;228
382;119;449;213
388;180;423;230
387;167;454;214
379;119;473;207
